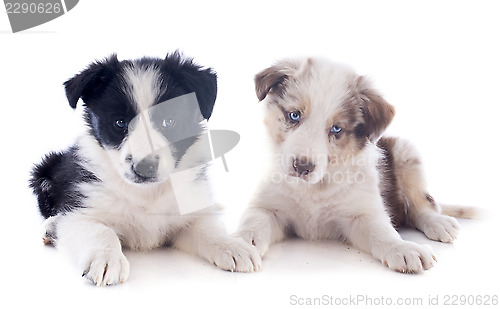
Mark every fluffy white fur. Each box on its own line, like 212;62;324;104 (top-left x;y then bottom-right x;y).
44;134;260;286
235;57;469;273
39;57;260;286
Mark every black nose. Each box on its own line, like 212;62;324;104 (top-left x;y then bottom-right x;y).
134;154;160;178
293;158;315;176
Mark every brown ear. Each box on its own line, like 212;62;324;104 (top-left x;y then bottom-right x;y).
254;60;298;101
355;76;395;142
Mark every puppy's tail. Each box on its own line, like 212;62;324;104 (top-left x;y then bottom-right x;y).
439;204;479;219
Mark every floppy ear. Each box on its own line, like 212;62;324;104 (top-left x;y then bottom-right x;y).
63;54;120;109
254;60;298;101
355;76;395;142
181;68;217;120
162;52;217;120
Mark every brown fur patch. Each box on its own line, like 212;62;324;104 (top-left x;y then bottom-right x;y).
263;90;312;148
440;205;477;219
329;100;367;152
263;102;287;144
377;137;407;227
254;60;299;101
425;193;438;210
351;77;395;142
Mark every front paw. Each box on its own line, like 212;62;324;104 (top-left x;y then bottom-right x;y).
419;214;460;243
41;216;59;245
234;229;270;258
206;237;261;272
376;241;437;274
82;249;130;286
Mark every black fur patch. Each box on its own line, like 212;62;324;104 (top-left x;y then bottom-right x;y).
64;52;217;150
31;52;218;218
29;147;99;219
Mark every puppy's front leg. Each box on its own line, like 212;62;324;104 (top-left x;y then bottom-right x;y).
234;207;286;258
343;212;436;273
56;213;130;286
173;216;261;272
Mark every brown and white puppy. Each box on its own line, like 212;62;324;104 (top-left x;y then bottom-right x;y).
236;57;473;273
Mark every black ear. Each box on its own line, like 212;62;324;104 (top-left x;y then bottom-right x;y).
254;60;299;101
162;52;217;120
354;76;395;142
63;54;120;109
182;67;217;120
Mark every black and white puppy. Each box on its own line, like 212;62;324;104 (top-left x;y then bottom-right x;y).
30;53;260;286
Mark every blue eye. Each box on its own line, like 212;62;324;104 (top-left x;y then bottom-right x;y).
114;119;127;130
288;111;301;123
162;118;175;128
331;125;342;134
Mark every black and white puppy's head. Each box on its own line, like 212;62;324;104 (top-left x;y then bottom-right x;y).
64;52;217;184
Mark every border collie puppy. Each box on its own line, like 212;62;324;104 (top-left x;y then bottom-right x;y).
30;53;260;286
236;57;473;273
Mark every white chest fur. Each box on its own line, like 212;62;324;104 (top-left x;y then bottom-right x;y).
263;153;383;241
79;179;192;250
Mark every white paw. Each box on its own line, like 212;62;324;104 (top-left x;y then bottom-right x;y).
82;250;130;286
378;241;437;274
234;229;270;258
206;237;261;272
41;216;59;245
420;214;460;243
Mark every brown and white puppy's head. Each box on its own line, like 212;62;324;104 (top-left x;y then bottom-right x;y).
255;57;394;184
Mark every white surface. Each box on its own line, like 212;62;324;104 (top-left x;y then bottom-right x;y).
1;1;499;308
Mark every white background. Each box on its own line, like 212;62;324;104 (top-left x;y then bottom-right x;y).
1;1;499;308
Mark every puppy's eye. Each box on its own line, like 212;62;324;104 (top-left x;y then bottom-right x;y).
114;119;127;130
288;111;301;123
162;118;175;128
330;125;342;134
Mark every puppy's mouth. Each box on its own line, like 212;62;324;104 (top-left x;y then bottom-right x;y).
286;164;325;184
288;171;312;182
126;170;159;184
